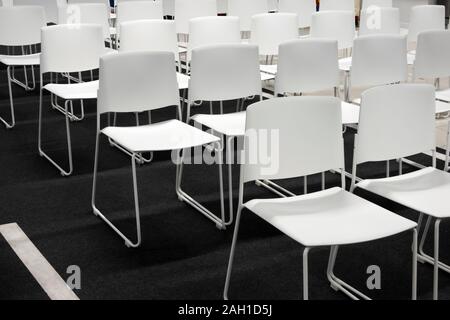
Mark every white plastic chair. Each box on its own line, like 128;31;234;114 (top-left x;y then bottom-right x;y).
278;0;317;29
92;51;223;247
0;5;45;129
14;0;60;23
188;44;262;226
359;7;400;36
341;34;407;101
115;0;163;35
58;3;112;41
228;0;268;33
310;11;356;51
361;0;392;11
223;96;417;300
320;0;354;12
351;83;450;300
174;0;217;36
408;5;446;44
38;24;105;176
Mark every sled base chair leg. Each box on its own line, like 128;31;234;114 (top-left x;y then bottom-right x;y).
0;67;16;129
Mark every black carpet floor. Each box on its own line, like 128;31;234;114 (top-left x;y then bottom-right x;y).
1;63;450;300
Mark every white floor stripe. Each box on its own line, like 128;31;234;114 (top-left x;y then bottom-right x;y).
0;223;79;300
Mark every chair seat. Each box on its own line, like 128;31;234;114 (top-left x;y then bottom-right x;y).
260;64;277;75
193;102;360;137
357;167;450;219
192;111;246;137
436;89;450;103
244;187;416;247
177;72;189;90
261;71;275;81
436;100;450;113
43;80;99;100
102;119;220;152
0;53;40;66
339;54;415;72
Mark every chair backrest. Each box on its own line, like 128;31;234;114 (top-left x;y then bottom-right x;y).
162;0;174;16
98;51;180;116
228;0;268;32
408;5;445;43
241;96;344;183
117;0;163;34
320;0;354;12
14;0;60;23
40;24;105;74
359;7;399;36
58;3;111;40
174;0;217;35
350;34;407;88
188;16;240;61
250;13;298;56
0;6;46;46
354;84;435;165
310;10;355;50
414;30;450;80
189;44;261;102
119;19;179;61
361;0;392;11
275;39;339;95
278;0;317;28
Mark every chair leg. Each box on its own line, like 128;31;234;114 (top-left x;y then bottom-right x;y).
0;66;15;129
38;91;73;176
91;139;142;248
176;143;227;230
303;247;310;300
412;228;418;300
433;219;441;300
223;205;243;300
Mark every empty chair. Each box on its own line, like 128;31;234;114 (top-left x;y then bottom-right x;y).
92;51;224;247
278;0;317;29
228;0;268;34
0;5;45;129
359;7;400;36
250;13;298;56
174;0;217;36
310;11;355;51
341;34;407;101
58;3;112;42
320;0;354;11
187;16;241;62
38;24;105;176
351;83;450;300
223;96;418;300
361;0;392;10
408;5;445;44
116;0;163;35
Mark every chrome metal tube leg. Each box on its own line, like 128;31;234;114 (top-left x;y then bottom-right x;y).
0;67;15;129
433;219;441;300
303;247;310;300
223;206;243;300
412;228;418;300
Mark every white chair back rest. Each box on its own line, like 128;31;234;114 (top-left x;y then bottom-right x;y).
162;0;174;16
189;44;261;102
361;0;392;11
310;11;355;50
58;3;111;40
98;51;180;115
408;5;445;43
278;0;317;28
414;30;450;80
275;39;339;95
228;0;268;32
14;0;60;23
359;7;399;36
117;1;163;34
0;6;46;46
40;24;105;74
350;34;407;88
320;0;354;11
250;13;298;56
174;0;217;35
119;19;179;60
355;84;435;164
241;96;344;183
